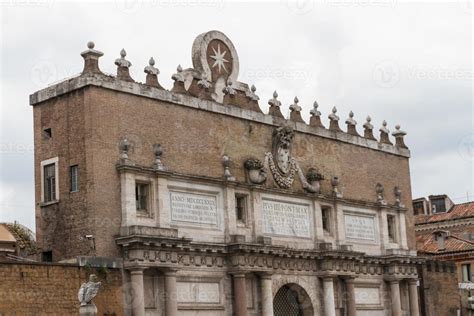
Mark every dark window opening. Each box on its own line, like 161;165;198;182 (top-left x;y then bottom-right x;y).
235;194;247;224
42;251;52;262
387;215;396;242
322;206;331;233
43;128;52;138
70;165;79;192
135;183;149;212
43;163;56;202
462;264;472;282
431;199;446;213
413;202;424;215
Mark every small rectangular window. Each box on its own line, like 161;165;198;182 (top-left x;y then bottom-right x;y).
387;215;397;242
44;163;56;202
462;264;472;282
43;128;52;138
42;251;52;262
135;183;149;213
235;194;247;224
70;165;79;192
322;206;331;233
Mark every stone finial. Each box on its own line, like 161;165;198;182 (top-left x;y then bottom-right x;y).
379;120;393;145
363;116;376;140
394;186;405;207
171;64;185;82
345;111;360;136
331;176;343;198
268;91;284;118
144;57;164;89
309;101;325;128
197;76;212;90
115;49;134;82
245;84;259;101
222;79;236;96
80;41;104;75
375;183;386;205
392;125;408;149
244;84;262;113
171;65;187;94
289;97;305;123
328;107;342;132
152;144;164;170
222;155;236;181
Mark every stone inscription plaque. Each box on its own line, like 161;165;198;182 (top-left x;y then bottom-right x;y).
262;199;311;238
177;282;220;303
170;191;218;227
355;287;380;305
344;214;376;242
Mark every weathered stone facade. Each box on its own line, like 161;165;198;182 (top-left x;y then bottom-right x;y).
30;31;421;315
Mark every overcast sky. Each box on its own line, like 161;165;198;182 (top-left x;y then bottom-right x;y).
0;0;472;232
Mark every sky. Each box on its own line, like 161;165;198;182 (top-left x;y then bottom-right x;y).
0;0;472;232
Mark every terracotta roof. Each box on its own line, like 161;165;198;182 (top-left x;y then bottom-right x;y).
0;224;16;243
415;201;474;224
0;223;36;254
416;230;474;254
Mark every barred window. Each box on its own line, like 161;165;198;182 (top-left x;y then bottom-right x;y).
70;165;79;192
44;163;56;202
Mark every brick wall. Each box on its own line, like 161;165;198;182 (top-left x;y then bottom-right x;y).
418;259;460;316
0;262;123;315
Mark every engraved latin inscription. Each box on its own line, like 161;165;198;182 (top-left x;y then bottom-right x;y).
177;282;220;303
344;214;376;242
170;191;218;227
262;199;311;238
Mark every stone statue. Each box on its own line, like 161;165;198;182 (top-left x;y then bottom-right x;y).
78;274;101;315
272;126;295;175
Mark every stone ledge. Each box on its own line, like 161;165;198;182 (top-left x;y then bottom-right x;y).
119;225;178;238
30;74;410;158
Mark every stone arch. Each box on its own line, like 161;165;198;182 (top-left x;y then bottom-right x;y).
273;283;314;316
272;274;320;313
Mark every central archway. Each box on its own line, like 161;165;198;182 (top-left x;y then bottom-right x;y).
273;283;314;316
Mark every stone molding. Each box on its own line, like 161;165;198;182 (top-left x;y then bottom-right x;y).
117;233;421;279
30;74;410;158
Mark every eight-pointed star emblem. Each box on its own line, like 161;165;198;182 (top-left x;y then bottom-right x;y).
210;44;229;74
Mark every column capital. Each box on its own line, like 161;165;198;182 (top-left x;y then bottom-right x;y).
258;272;273;280
129;267;146;275
229;271;248;278
407;278;419;285
343;276;357;284
321;274;336;282
163;268;178;277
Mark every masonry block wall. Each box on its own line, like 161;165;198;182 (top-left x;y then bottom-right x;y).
418;260;460;316
0;262;123;315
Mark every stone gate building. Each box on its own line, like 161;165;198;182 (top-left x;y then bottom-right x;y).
30;30;422;316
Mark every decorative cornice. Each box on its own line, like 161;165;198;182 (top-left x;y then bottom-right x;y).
30;73;410;158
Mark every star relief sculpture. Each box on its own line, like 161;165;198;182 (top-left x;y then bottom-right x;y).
209;43;229;73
